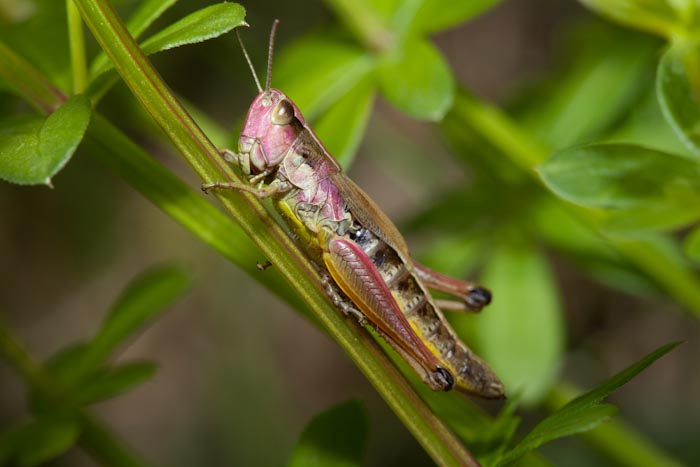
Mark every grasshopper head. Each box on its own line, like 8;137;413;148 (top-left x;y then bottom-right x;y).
238;88;306;175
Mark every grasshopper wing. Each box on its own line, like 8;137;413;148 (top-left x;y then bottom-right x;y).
332;174;411;259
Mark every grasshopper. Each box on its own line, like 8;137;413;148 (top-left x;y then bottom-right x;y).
204;22;505;399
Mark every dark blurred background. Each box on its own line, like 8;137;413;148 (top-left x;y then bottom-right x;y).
1;0;699;466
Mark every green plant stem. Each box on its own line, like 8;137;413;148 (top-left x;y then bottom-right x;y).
322;0;394;52
0;317;58;400
66;0;88;93
0;41;64;112
79;416;151;467
71;1;479;465
0;316;150;467
547;383;686;467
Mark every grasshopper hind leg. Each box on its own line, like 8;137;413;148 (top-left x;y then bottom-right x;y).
414;262;492;312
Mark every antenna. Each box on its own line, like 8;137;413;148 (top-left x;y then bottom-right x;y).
264;19;280;96
236;27;263;93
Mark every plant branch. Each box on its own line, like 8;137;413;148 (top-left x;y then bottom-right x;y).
67;0;88;93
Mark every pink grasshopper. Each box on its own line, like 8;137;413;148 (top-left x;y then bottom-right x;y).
204;22;505;398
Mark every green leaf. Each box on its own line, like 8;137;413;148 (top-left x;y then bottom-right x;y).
313;78;375;168
539;143;700;211
73;361;157;405
0;94;91;186
0;417;80;466
288;400;368;467
577;0;680;37
472;244;564;405
683;225;700;262
140;3;245;55
600;203;700;232
79;264;192;378
90;3;246;78
497;342;680;466
377;37;455;121
411;0;504;33
609;85;696;159
515;21;659;150
89;0;180;77
531;201;661;296
274;32;375;121
657;39;700;154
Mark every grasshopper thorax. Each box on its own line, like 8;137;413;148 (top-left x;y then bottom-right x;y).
238;89;306;175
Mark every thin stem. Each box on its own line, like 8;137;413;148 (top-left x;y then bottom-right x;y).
67;0;88;93
79;416;151;467
322;0;394;52
71;0;480;465
0;316;58;400
0;41;65;112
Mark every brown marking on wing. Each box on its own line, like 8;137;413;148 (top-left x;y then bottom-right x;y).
332;174;410;258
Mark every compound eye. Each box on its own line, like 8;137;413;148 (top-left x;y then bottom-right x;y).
271;99;295;125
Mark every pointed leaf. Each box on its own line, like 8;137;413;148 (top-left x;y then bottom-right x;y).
577;0;680;37
539;144;700;211
658;39;700;154
0;417;80;467
497;342;680;466
473;244;564;405
90;3;246;77
81;264;192;375
412;0;504;33
140;3;246;54
288;400;368;467
313;78;375;169
73;361;157;405
274;32;375;121
0;94;91;185
378;37;455;121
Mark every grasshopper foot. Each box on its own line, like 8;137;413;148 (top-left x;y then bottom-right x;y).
465;287;491;310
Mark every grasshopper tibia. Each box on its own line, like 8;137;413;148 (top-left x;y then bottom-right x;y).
321;272;367;325
414;262;492;312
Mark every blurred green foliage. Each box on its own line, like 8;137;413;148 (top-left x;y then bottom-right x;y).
0;0;698;466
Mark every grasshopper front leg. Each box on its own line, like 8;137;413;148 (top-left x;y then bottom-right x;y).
202;176;292;198
413;262;492;312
